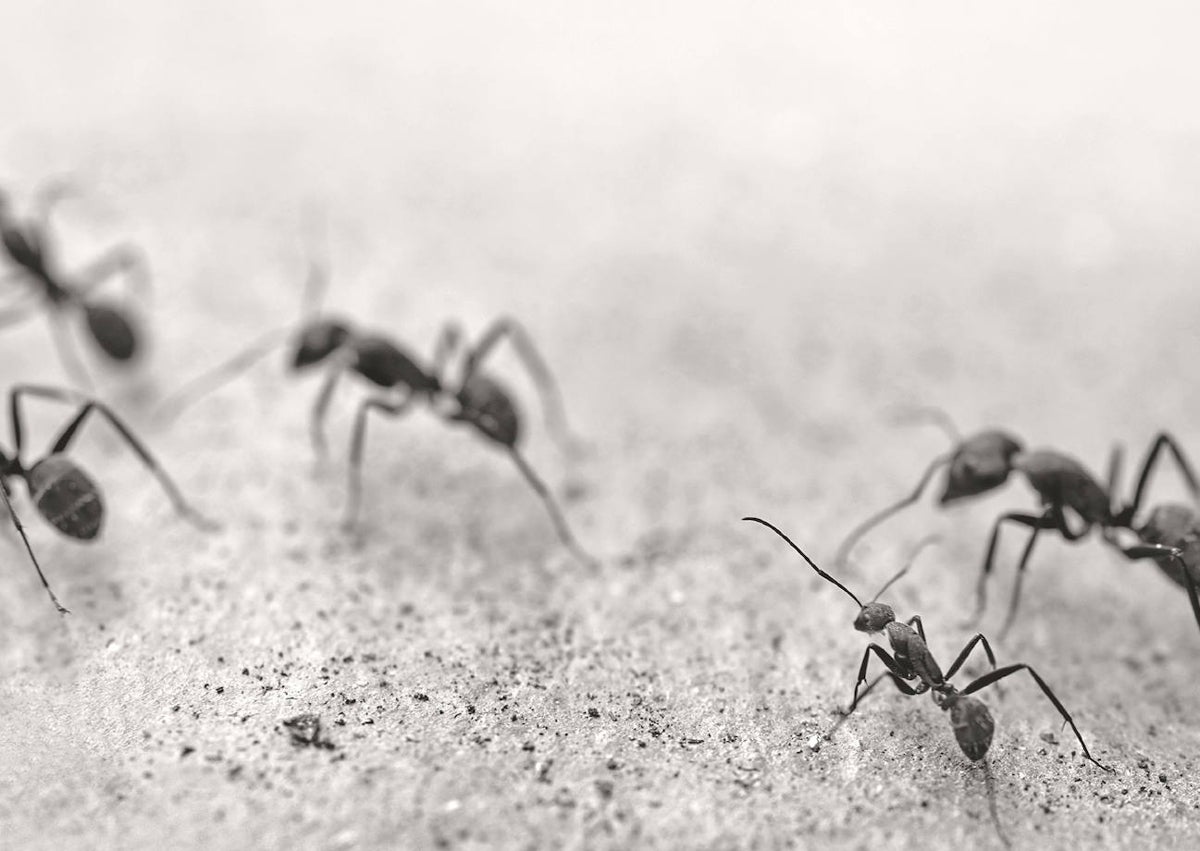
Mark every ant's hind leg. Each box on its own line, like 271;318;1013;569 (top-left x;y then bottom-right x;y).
506;445;597;568
1128;433;1200;517
9;384;216;530
960;663;1111;772
462;318;577;454
943;633;999;681
971;510;1053;626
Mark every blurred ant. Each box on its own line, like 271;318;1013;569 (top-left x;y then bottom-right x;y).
833;407;1024;568
0;384;214;613
743;516;1109;770
158;258;591;565
0;181;150;386
973;432;1199;637
834;408;1200;637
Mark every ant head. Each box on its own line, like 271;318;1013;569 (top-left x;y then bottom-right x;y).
939;430;1024;504
292;318;353;369
83;302;139;361
944;692;994;761
853;602;895;633
25;454;104;541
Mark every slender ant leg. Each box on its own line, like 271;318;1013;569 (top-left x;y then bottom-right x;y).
505;446;597;568
1127;433;1200;518
461;318;577;454
1118;544;1200;639
836;670;922;723
309;365;344;459
0;480;67;613
342;391;416;529
999;508;1091;637
972;510;1055;623
959;663;1112;771
10;385;216;529
848;643;922;712
942;633;998;680
833;453;952;568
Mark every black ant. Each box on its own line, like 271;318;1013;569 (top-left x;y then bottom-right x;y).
0;384;214;613
158;260;592;565
0;182;150;386
743;516;1110;770
972;432;1200;637
834;408;1200;637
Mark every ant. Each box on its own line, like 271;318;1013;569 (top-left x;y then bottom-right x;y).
158;259;592;565
834;408;1200;638
972;432;1200;637
0;181;150;386
743;516;1110;770
0;384;214;613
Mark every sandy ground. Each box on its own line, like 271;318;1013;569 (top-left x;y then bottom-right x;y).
5;3;1200;849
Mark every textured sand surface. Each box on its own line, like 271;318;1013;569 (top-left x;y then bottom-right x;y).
4;3;1200;849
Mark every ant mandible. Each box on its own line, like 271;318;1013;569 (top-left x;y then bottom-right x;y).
743;516;1110;770
158;260;592;565
1;384;214;613
0;182;150;387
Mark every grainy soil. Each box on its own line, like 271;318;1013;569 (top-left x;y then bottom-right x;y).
4;4;1200;850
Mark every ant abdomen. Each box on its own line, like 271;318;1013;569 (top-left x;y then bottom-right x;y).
26;454;103;540
83;302;138;361
947;694;994;761
939;430;1023;504
457;375;520;447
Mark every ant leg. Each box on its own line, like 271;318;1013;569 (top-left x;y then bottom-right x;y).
838;671;921;721
848;643;919;712
154;327;292;423
971;510;1053;624
1106;444;1124;519
74;243;151;302
960;663;1111;772
998;508;1094;636
943;634;999;680
906;615;926;641
9;385;217;530
342;391;416;529
47;313;94;391
461;318;576;453
1117;544;1200;641
1128;433;1200;518
429;320;464;386
506;445;597;568
309;366;343;459
0;480;67;613
832;453;952;568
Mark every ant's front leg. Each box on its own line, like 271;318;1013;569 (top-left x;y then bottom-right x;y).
846;643;920;714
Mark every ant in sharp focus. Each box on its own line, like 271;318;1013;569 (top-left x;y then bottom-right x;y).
0;181;150;386
0;384;214;613
157;256;593;566
743;516;1110;770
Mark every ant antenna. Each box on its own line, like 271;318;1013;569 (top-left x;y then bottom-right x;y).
888;404;963;444
742;516;862;607
154;326;293;423
869;534;940;602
